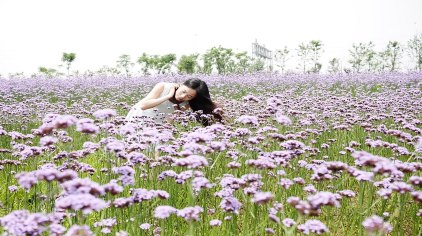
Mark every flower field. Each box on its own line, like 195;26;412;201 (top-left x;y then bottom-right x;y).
0;73;421;235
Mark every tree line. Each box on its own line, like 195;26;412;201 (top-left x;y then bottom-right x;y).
37;33;422;77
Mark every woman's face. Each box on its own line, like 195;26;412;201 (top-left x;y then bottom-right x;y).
175;85;197;102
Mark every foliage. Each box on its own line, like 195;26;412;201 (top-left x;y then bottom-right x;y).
61;52;76;75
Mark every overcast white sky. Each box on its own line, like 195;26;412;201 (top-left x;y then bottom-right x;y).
0;0;421;75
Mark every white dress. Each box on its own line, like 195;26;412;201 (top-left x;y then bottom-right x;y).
125;82;189;124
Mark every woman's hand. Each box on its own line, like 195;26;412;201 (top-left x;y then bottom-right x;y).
166;83;180;99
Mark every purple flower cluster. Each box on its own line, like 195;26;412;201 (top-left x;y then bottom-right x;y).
0;210;51;236
55;193;109;214
154;205;203;221
297;219;329;235
93;108;117;119
362;215;392;234
236;115;259;126
76;118;99;134
287;191;341;216
173;155;208;168
251;191;274;204
112;166;135;186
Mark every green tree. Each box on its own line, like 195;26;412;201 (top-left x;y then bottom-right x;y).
116;54;134;76
378;41;402;72
137;53;155;75
155;54;177;74
96;65;121;76
309;40;324;73
201;52;213;75
327;58;341;74
38;67;58;78
202;46;235;75
407;33;422;71
234;52;251;74
297;42;312;73
348;43;367;73
274;46;290;74
177;54;199;74
249;58;265;73
363;41;377;72
61;52;76;75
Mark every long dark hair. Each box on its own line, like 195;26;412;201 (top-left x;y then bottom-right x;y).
183;78;223;126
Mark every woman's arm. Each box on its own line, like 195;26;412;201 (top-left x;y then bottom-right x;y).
138;82;172;110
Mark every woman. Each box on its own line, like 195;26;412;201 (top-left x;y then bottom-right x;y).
125;78;222;126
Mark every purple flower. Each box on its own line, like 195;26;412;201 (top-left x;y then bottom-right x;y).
0;210;50;236
153;227;161;236
174;155;208;169
112;166;135;186
279;178;294;189
220;197;242;214
282;218;296;228
210;219;222;227
82;141;100;151
280;140;306;150
227;161;241;168
347;167;374;181
297;219;329;235
241;173;262;183
177;206;203;221
154;206;177;219
235;128;251;136
311;165;333;181
61;178;105;196
362;215;392;234
411;191;422;203
236;115;259;126
94;218;117;228
140;223;151;230
192;177;214;192
351;151;385;167
269;214;280;223
337;189;356;198
275;113;292;125
182;142;212;154
293;177;305;185
415;138;422;153
131;188;155;202
49;223;67;236
214;188;235;198
65;225;93;236
15;172;38;190
304;184;317;194
246;158;276;169
377;188;393;199
307;191;341;209
390;181;413;194
93;109;117;119
105;140;126;153
39;136;58;147
116;230;129;236
409;176;422;187
185;131;216;143
252;192;274;204
52;115;77;129
113;197;134;208
8;185;18;192
265;228;275;234
55;193;109;214
76;118;99;134
242;94;260;102
119;123;137;136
